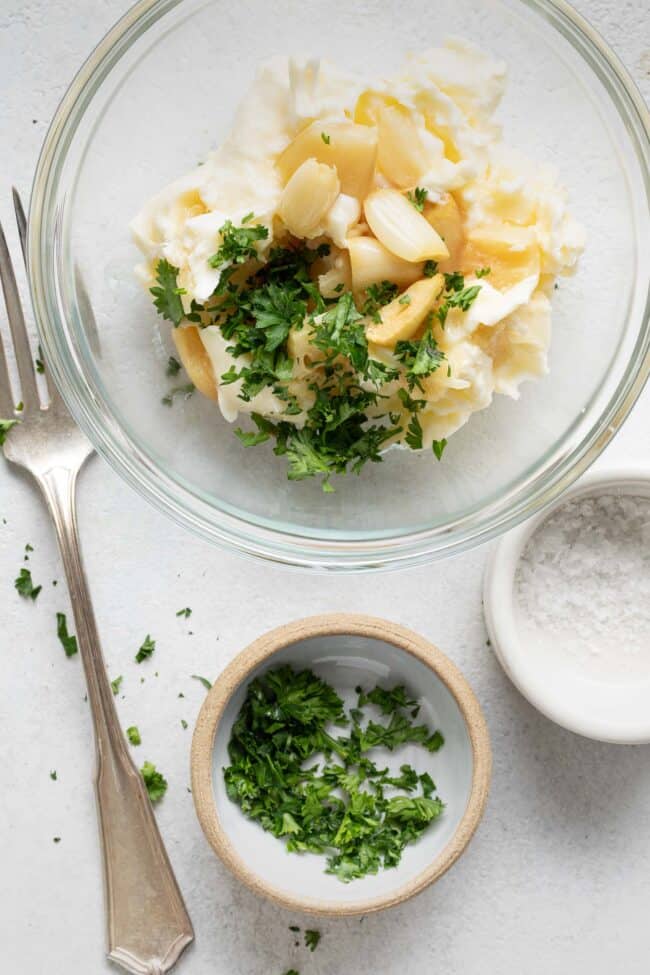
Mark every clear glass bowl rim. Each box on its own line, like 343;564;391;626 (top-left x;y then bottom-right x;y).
27;0;650;571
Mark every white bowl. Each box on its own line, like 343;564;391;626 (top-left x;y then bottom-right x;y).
191;615;491;914
484;469;650;743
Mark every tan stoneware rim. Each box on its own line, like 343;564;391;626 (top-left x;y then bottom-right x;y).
191;613;492;916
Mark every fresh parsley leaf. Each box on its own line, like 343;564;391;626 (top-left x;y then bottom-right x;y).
111;675;123;696
135;635;156;663
140;761;167;803
321;132;331;144
432;438;447;461
126;726;141;746
405;413;423;450
305;930;321;952
234;426;271;447
423;260;438;278
151;259;185;326
443;271;465;293
176;607;192;618
208;219;269;268
15;567;42;601
192;674;212;691
166;355;182;377
56;612;78;657
406;187;428;212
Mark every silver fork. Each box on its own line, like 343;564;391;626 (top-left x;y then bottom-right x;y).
1;193;194;975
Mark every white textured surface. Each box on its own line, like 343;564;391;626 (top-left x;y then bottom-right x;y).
0;2;649;973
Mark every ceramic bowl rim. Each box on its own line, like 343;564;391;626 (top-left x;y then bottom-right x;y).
190;613;492;915
483;467;650;743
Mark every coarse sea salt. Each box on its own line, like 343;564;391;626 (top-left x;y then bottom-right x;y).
514;493;650;682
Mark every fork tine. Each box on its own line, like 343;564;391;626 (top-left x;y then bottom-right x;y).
12;188;68;411
0;220;39;412
0;319;15;416
12;188;27;265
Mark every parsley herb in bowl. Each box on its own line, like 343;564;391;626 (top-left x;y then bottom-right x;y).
191;614;491;915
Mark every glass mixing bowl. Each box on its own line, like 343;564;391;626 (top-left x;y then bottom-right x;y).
29;0;650;570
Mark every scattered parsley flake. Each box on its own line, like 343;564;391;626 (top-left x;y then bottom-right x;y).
56;613;78;657
432;438;447;461
192;674;212;691
35;345;45;373
321;132;331;145
476;266;491;278
15;567;42;600
406;187;428;212
305;930;321;952
126;726;141;746
423;260;438;278
110;675;123;696
289;925;300;933
176;607;192;619
135;635;156;663
398;294;412;306
181;719;188;730
50;770;57;781
53;837;61;844
166;355;182;377
140;761;167;803
361;281;399;322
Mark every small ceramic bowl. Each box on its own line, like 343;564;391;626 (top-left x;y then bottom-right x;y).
484;468;650;743
191;614;491;915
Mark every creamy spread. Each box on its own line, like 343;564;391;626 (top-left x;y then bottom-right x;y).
132;39;584;480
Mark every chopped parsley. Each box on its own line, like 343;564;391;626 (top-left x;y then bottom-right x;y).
111;675;123;696
35;345;45;374
181;719;188;730
15;567;41;600
151;259;185;327
53;837;61;844
395;326;445;392
192;674;212;691
0;418;19;445
208;219;269;268
304;930;321;952
406;187;428;212
224;666;444;883
126;726;141;746
135;635;156;663
476;266;491;278
166;355;181;376
321;132;331;145
423;260;438;278
176;607;192;618
140;761;167;803
50;770;57;781
56;612;78;657
405;414;423;450
361;281;399;322
435;273;482;328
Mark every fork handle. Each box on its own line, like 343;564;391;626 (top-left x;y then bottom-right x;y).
38;465;193;975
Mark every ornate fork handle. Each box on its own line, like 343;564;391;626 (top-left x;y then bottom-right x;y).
39;464;193;974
